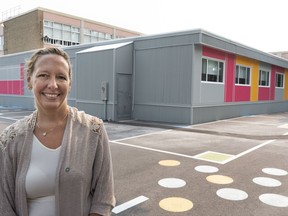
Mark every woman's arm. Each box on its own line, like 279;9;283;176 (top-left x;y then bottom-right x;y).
89;122;116;216
0;129;17;215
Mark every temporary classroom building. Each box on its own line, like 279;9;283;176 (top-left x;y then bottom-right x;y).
0;29;288;124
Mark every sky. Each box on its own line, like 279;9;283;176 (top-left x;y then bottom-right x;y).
1;0;287;53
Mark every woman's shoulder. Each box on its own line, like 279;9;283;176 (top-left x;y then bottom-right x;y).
70;107;104;134
0;112;35;152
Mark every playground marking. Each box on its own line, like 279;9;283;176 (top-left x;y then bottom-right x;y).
112;195;149;214
193;151;234;164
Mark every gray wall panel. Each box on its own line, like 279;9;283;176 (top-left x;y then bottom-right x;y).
134;45;192;105
193;101;288;124
200;83;225;104
134;32;199;50
191;44;203;105
116;44;133;74
133;104;191;124
275;88;284;101
76;51;114;101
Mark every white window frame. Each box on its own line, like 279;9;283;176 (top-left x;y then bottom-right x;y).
201;57;224;83
275;72;285;88
259;69;270;87
235;65;251;86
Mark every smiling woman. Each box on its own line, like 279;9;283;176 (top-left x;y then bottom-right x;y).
0;47;116;216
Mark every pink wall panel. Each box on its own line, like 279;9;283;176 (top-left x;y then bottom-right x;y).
12;81;22;95
270;70;275;100
0;63;24;95
0;81;8;94
20;63;25;79
0;80;24;95
7;81;13;94
235;86;251;102
258;87;270;101
203;46;226;60
225;54;236;102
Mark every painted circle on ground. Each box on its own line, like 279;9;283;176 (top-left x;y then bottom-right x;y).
216;188;248;201
259;194;288;207
158;178;186;188
158;160;181;166
159;197;193;212
262;168;288;176
253;177;282;187
206;175;233;184
195;165;219;173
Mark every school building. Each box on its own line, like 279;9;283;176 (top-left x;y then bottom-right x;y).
0;29;288;124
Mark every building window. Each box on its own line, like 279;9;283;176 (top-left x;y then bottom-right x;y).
235;65;250;85
259;69;270;87
83;29;111;43
43;20;80;46
276;72;284;88
202;58;224;83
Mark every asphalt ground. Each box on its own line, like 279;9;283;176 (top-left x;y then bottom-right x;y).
1;107;288;216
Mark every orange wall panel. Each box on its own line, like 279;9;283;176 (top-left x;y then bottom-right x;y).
235;56;259;102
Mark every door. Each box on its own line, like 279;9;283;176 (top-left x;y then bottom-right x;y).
117;74;132;120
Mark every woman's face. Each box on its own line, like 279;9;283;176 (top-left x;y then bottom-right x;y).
28;54;71;112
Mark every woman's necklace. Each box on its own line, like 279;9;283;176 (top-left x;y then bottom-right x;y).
36;111;68;137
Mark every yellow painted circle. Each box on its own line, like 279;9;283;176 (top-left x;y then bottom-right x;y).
206;175;234;184
159;197;193;212
158;160;181;166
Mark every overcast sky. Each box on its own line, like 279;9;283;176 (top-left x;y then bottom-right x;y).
1;0;287;53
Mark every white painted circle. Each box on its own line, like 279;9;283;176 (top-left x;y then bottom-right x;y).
262;168;288;176
194;165;219;173
253;177;282;187
158;178;186;188
259;194;288;207
216;188;248;201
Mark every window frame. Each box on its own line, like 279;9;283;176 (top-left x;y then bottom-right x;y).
201;57;225;84
235;65;251;86
275;72;285;88
258;69;270;87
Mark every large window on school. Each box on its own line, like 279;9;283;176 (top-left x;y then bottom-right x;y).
235;65;250;85
202;58;224;83
43;20;80;46
83;29;113;43
276;73;284;88
259;69;270;87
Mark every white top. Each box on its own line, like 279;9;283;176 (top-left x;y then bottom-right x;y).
25;136;61;216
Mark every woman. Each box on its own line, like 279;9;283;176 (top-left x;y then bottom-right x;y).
0;47;115;215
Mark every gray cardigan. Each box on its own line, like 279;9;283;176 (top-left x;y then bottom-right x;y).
0;107;115;216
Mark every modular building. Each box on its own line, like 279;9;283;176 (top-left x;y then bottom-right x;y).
0;29;288;124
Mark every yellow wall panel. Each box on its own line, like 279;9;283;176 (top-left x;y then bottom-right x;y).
236;56;259;101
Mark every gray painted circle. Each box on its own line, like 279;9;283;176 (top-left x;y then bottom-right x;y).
262;168;288;176
253;177;282;187
194;165;219;173
216;188;248;201
158;178;186;188
259;194;288;207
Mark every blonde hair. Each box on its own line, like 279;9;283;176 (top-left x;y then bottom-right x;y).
26;47;72;81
